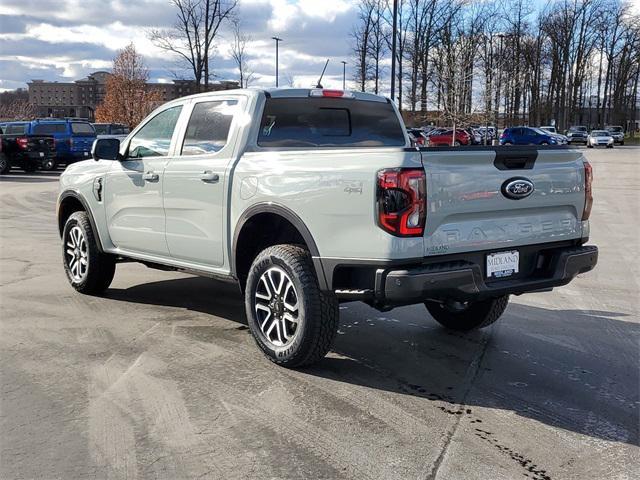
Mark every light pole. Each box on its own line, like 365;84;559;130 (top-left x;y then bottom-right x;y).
272;37;282;87
390;0;398;103
341;61;347;90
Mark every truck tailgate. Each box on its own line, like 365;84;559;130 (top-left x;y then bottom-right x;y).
420;147;586;256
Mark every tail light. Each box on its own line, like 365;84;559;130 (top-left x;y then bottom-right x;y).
16;137;28;150
582;161;593;221
377;168;426;237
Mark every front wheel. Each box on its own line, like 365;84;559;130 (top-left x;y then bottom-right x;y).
245;244;339;368
62;211;116;294
425;296;509;331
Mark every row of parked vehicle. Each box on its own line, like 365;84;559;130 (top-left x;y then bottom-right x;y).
406;124;626;148
0;119;129;174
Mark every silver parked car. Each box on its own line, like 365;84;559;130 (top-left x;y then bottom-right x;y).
605;125;624;145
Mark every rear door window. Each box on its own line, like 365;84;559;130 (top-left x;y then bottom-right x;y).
181;100;237;156
257;97;405;147
5;124;27;135
71;122;96;135
33;123;67;134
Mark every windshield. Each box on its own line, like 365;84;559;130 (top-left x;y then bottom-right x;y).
569;126;587;132
93;124;109;134
591;131;609;136
607;126;623;133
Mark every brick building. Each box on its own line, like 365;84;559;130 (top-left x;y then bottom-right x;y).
28;72;239;120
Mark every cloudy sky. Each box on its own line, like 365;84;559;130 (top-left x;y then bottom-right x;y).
0;0;359;92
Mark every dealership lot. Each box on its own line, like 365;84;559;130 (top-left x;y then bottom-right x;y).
1;147;638;480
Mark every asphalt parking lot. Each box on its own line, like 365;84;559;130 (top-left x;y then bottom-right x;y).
1;147;638;480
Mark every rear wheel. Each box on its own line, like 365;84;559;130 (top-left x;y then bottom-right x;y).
62;211;116;294
0;154;10;174
425;296;509;331
245;244;339;368
41;158;58;171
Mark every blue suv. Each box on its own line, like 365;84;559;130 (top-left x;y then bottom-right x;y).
5;119;96;170
500;127;559;146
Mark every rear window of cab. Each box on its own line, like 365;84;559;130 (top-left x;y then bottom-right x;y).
257;97;406;148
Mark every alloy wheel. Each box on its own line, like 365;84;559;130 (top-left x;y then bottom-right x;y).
254;266;300;347
65;225;88;282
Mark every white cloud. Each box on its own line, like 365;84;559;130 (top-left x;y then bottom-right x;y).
0;0;358;89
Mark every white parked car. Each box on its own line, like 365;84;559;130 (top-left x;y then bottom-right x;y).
587;130;614;148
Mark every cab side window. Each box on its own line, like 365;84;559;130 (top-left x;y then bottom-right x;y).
181;100;237;156
128;106;183;158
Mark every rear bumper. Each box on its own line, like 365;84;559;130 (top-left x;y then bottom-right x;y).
323;243;598;309
13;151;54;165
382;245;597;306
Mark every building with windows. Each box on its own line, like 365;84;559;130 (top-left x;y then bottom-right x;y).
28;72;239;120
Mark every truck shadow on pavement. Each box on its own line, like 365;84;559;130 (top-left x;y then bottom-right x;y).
106;276;639;448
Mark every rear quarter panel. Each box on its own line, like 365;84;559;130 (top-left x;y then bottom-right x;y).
231;148;425;261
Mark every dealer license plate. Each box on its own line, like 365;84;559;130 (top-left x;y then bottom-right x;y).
486;250;519;279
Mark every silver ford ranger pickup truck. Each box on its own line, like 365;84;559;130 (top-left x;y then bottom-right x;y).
57;88;598;367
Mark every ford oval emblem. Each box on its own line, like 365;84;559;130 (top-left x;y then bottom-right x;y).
502;178;534;200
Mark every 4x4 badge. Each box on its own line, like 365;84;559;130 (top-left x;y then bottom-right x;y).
502;178;534;200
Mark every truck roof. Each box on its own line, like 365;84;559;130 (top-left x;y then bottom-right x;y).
169;87;389;104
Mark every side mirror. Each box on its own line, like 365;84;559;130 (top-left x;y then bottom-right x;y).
92;138;121;161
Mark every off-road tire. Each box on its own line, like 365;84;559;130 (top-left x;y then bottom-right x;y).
0;154;10;174
245;244;339;368
62;211;116;294
425;296;509;331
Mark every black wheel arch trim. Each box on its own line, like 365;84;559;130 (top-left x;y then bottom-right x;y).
58;190;105;253
231;202;328;290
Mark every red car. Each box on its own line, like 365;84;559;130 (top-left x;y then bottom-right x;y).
428;129;470;147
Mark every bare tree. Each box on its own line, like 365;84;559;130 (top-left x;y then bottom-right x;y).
150;0;237;90
351;0;376;92
230;19;253;88
0;99;35;121
369;0;387;94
